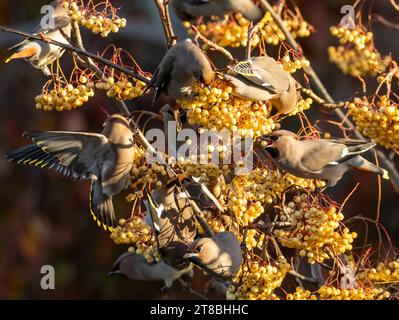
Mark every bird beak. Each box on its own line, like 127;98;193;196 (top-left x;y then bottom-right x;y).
5;47;38;63
258;137;273;147
183;252;198;260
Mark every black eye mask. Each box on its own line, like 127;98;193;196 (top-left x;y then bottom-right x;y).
265;147;280;158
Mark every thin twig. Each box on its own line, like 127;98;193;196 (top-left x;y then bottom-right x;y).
374;14;399;31
299;86;349;110
246;22;261;59
191;25;234;62
288;270;320;285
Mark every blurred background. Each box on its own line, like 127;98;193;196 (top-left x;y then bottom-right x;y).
0;0;397;299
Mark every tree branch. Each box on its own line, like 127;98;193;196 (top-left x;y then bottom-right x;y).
191;25;234;62
259;0;399;193
390;0;399;11
288;270;320;285
299;86;350;110
153;0;176;48
0;25;150;84
374;14;399;31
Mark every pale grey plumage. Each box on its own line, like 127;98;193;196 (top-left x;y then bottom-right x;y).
172;0;264;23
144;177;197;270
6;1;72;75
183;231;242;280
148;39;215;103
109;252;193;288
6;114;136;231
224;56;298;116
258;130;389;187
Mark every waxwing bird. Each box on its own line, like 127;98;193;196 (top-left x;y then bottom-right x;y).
224;56;298;116
5;0;71;75
183;231;242;280
257;130;389;187
172;0;264;23
109;252;193;289
144;177;197;270
147;39;215;105
6;114;136;231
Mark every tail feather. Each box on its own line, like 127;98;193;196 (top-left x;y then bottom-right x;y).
90;180;117;232
348;156;390;180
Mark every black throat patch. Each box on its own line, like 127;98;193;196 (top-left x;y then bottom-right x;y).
265;147;280;158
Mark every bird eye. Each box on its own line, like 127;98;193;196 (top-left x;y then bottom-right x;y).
270;136;280;142
195;246;203;253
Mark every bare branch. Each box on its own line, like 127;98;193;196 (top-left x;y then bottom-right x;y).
288;270;320;285
390;0;399;11
191;25;234;62
374;14;399;31
153;0;176;48
299;86;350;110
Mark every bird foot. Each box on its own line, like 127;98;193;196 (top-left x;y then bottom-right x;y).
161;285;171;299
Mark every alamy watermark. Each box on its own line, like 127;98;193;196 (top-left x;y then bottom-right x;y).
40;4;56;30
40;265;55;290
144;121;255;175
340;5;356;29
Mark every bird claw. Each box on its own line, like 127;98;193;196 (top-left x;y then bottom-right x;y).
161;285;171;298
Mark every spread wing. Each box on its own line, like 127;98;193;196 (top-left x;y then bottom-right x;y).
8;131;112;179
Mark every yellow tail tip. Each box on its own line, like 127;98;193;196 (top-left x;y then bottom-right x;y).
383;170;390;180
5;56;13;63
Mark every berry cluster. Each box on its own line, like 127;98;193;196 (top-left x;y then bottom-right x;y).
328;26;391;77
110;217;161;264
238;168;326;207
289;97;313;116
287;286;390;300
357;259;399;285
95;77;147;100
227;255;291;300
129;147;167;192
348;96;399;151
179;160;232;179
187;9;312;49
35;77;94;111
179;79;278;138
281;54;310;74
273;194;357;264
63;1;126;37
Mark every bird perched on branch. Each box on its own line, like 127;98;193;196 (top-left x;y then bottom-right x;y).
144;176;197;270
147;39;215;120
257;130;390;187
109;252;193;289
5;0;72;75
6;114;136;231
172;0;264;23
183;231;242;280
224;56;298;116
